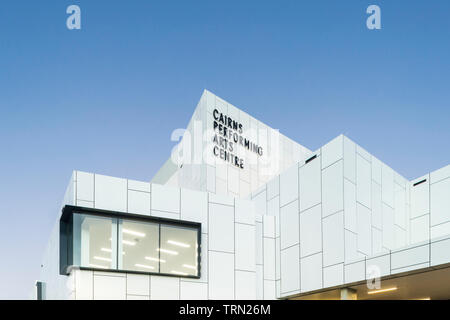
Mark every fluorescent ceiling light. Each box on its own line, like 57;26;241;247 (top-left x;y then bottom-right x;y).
167;240;190;248
135;264;155;270
157;248;178;255
367;287;397;295
89;263;108;269
182;264;196;270
171;270;188;276
122;240;136;246
123;228;145;237
101;248;125;255
94;256;112;262
109;238;137;246
145;256;166;263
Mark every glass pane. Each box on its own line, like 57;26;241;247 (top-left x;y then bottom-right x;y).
159;224;198;277
120;219;160;273
73;214;117;269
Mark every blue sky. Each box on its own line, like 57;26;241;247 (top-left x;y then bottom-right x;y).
0;0;449;299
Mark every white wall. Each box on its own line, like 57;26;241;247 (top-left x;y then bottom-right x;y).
252;135;450;298
37;137;450;299
40;171;259;300
429;165;450;239
37;172;78;300
157;89;313;199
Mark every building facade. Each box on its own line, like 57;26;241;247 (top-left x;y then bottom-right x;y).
35;90;450;300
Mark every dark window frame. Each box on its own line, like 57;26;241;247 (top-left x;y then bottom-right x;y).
60;205;201;279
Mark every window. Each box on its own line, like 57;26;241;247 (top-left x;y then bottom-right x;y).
120;219;160;273
60;206;201;278
72;214;117;270
159;225;198;276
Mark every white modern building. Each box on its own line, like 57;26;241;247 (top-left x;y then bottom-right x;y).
35;90;450;300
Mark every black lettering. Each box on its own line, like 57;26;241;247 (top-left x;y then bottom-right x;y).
219;137;225;148
258;147;263;156
244;139;250;149
213;109;219;120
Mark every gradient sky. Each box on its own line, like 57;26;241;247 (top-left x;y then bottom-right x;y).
0;0;449;299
